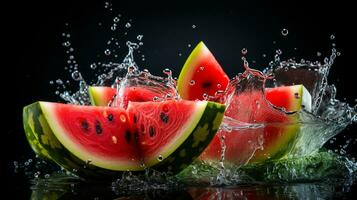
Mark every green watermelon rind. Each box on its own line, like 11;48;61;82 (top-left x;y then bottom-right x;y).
151;101;225;173
23;102;128;179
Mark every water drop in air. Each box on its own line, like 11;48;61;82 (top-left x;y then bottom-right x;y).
241;48;248;55
90;63;97;69
157;155;163;161
281;28;289;36
330;34;335;40
113;17;119;23
190;80;195;85
104;49;111;55
71;71;82;81
192;25;196;29
125;23;131;28
137;35;143;41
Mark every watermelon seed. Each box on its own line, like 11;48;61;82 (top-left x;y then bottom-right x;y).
112;136;117;144
80;120;89;132
107;113;114;122
140;124;145;133
125;131;131;143
149;126;155;137
120;114;126;122
133;115;137;123
160;112;169;123
95;121;103;134
201;81;212;88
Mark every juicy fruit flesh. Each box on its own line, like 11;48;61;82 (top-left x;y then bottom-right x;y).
177;42;229;101
88;86;117;106
201;85;312;164
127;100;207;167
40;102;142;170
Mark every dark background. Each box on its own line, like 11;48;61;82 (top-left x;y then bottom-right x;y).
3;0;357;198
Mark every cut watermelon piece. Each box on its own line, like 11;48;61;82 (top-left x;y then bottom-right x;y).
88;86;170;108
23;100;225;177
88;86;117;106
200;84;312;164
177;42;230;102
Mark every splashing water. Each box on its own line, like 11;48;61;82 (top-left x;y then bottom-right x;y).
17;9;357;197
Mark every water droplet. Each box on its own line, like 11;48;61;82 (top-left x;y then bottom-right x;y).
241;48;248;55
203;93;209;100
153;96;159;101
330;34;335;40
157;155;163;161
56;79;63;85
69;47;74;52
86;159;92;165
332;43;336;47
125;22;131;28
113;17;120;23
281;28;288;36
90;63;97;69
66;34;71;38
163;68;172;76
63;41;71;47
49;81;54;84
190;80;195;85
276;49;282;55
192;25;196;29
188;44;191;48
111;25;116;31
137;35;143;41
317;52;322;56
104;49;111;55
178;53;182;56
71;71;82;81
262;54;266;58
217;83;221;88
337;51;341;56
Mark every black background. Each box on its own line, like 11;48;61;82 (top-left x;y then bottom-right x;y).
3;0;357;198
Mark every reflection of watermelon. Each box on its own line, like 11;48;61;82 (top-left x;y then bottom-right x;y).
177;42;312;164
23;100;225;177
88;86;160;107
200;85;311;164
177;42;229;102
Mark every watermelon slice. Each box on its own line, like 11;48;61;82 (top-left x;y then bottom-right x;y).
88;86;162;107
23;100;225;177
177;42;230;102
200;84;312;164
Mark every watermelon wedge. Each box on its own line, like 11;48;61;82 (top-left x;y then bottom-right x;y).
88;86;117;106
200;84;312;164
23;100;225;177
177;42;230;102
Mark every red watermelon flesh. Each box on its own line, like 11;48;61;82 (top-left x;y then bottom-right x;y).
126;100;211;167
40;102;142;171
177;42;230;102
200;84;311;164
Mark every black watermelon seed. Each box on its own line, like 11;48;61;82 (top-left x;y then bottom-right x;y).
125;131;131;143
95;120;102;134
80;121;89;132
133;115;137;123
107;113;114;122
149;126;155;137
141;124;145;132
160;112;169;123
201;81;212;88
